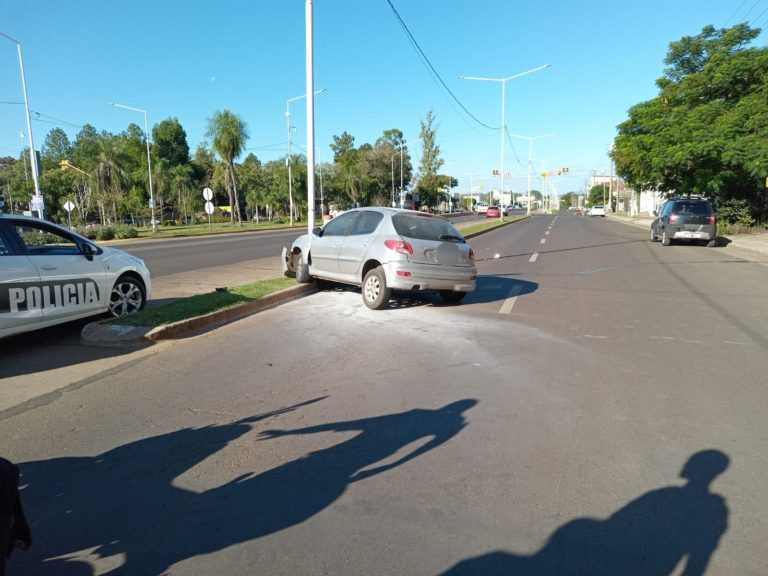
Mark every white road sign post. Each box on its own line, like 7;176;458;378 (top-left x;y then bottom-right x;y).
203;187;214;229
63;200;75;229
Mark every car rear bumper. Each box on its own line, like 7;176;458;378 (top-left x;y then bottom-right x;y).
671;227;715;240
384;262;477;292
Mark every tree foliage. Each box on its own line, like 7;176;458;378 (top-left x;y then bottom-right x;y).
206;110;248;225
2;109;420;226
613;23;768;223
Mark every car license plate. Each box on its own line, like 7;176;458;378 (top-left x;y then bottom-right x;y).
681;232;702;238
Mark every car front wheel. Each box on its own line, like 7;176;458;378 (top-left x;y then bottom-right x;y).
650;226;657;242
362;267;390;310
108;275;146;317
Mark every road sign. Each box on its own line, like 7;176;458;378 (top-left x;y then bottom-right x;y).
63;200;75;212
31;195;45;211
203;187;213;201
204;201;214;215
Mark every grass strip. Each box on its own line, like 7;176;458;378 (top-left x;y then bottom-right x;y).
459;215;526;237
134;220;322;239
108;277;296;328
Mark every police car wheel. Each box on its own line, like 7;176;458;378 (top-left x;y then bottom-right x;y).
108;274;146;317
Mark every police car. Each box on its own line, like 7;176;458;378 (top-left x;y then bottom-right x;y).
1;214;151;339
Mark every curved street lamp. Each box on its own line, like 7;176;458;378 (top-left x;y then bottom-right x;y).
461;64;551;220
112;102;156;232
286;88;326;227
1;31;43;217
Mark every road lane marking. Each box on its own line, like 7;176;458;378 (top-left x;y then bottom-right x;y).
540;238;546;244
498;285;523;314
545;231;550;235
583;334;608;339
529;253;539;263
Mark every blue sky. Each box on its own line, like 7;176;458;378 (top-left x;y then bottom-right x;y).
1;0;764;197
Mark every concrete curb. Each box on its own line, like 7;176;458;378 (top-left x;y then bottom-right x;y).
81;283;316;347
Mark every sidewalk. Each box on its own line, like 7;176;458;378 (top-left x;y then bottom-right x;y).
609;213;768;258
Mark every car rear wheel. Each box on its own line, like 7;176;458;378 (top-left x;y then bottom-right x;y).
362;267;390;310
706;239;717;248
661;230;671;246
439;290;467;304
295;253;311;283
108;274;146;317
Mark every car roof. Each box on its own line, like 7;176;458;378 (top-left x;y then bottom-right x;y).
344;206;449;220
0;213;42;221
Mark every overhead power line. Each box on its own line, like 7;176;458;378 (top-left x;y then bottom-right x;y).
725;0;750;26
384;0;497;131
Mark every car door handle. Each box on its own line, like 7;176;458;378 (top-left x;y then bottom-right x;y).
40;265;58;271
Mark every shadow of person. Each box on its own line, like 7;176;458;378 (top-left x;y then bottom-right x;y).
441;450;729;576
15;398;477;575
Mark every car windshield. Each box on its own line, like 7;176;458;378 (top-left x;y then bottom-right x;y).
392;213;466;243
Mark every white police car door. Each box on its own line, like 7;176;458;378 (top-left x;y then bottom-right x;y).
0;230;44;336
9;220;108;323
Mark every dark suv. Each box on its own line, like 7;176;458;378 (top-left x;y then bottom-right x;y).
650;197;717;247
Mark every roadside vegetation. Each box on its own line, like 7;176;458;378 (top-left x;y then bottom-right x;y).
459;214;527;237
3;108;523;231
612;23;768;229
107;277;296;328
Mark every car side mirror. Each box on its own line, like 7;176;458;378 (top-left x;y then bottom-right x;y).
652;210;658;217
312;226;322;236
82;242;97;261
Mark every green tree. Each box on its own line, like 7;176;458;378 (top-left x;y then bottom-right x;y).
330;131;356;162
613;23;768;223
40;128;72;172
92;136;129;224
206;110;248;225
169;163;195;223
415;109;445;209
153;118;190;167
587;184;609;207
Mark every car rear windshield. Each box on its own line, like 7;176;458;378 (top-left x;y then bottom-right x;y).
392;213;466;243
673;201;712;214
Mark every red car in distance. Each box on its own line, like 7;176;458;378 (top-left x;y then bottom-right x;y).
485;206;501;218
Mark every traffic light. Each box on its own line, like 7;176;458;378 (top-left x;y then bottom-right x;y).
492;169;500;176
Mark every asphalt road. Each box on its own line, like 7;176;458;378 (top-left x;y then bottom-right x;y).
3;213;768;574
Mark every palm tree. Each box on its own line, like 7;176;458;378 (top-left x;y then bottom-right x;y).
92;139;129;224
206;110;249;225
170;164;195;223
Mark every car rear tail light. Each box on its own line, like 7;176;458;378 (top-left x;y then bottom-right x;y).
396;270;412;277
384;239;413;254
468;248;475;261
669;212;679;224
709;213;716;225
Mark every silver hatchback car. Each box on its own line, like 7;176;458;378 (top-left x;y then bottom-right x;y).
282;208;477;309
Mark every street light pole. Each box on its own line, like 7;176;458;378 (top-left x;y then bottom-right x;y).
1;31;42;217
391;154;395;207
112;102;156;231
509;133;555;215
286;87;326;228
461;64;550;221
